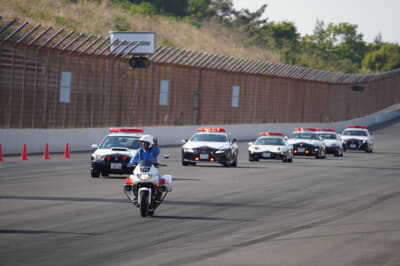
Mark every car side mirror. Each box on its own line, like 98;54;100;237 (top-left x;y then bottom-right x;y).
91;144;98;150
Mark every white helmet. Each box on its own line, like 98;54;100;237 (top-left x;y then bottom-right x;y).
139;135;154;148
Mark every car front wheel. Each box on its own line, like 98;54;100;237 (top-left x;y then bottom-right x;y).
91;168;100;178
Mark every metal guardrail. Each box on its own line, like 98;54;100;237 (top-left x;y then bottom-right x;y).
1;17;399;83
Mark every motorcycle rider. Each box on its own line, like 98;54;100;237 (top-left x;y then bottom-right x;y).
127;135;160;204
128;135;160;165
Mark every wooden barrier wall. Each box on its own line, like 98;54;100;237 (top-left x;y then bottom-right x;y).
1;41;399;128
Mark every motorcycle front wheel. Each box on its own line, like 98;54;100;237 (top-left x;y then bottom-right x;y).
140;190;150;217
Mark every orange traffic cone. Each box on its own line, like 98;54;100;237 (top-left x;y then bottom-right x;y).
0;144;4;162
20;144;28;160
42;143;50;159
64;142;70;158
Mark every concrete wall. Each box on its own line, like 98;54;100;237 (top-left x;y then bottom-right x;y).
1;103;400;156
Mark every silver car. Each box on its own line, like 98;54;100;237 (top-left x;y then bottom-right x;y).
248;132;293;163
341;125;374;153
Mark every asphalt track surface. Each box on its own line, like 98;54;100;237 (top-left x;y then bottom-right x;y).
1;122;400;266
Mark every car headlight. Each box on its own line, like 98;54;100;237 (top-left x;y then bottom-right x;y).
184;148;194;153
215;150;225;154
138;174;152;181
94;154;105;160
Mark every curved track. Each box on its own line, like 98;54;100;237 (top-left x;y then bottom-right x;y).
1;122;400;266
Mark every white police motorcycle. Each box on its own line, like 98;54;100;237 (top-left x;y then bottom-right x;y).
124;159;172;217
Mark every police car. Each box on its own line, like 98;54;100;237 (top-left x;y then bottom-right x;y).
90;128;144;177
341;125;374;152
181;128;238;167
248;132;294;162
287;128;327;159
315;128;344;157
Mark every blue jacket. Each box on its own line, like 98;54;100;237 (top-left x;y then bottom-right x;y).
128;146;160;165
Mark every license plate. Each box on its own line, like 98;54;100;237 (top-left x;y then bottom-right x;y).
110;163;122;169
349;144;357;148
298;147;305;152
262;152;271;158
200;154;209;160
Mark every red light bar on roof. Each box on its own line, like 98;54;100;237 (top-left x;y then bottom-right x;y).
294;128;318;132
197;128;226;132
109;128;144;133
347;125;367;129
318;128;336;132
259;132;284;136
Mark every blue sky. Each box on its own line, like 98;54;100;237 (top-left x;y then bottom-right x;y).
232;0;399;44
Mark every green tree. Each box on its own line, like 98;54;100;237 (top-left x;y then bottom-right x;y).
362;43;400;72
129;2;157;15
208;0;235;23
130;0;189;16
187;0;211;19
298;20;368;72
325;22;367;66
264;21;299;49
228;4;269;46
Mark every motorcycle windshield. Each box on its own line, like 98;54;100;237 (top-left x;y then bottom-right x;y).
138;160;153;172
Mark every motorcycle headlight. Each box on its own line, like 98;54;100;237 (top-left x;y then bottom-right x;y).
138;174;152;181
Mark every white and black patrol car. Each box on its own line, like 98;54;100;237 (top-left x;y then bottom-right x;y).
90;128;144;177
248;132;293;162
315;128;344;157
287;128;327;159
341;125;374;152
181;128;238;167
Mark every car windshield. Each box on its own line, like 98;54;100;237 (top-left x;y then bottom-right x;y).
256;138;285;146
190;133;228;142
288;133;318;140
317;133;337;140
99;136;141;149
343;130;367;136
